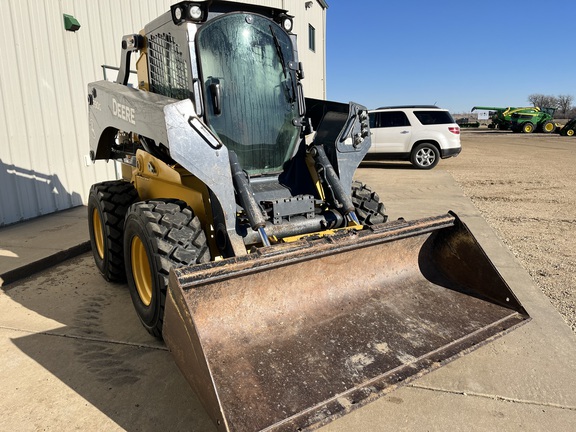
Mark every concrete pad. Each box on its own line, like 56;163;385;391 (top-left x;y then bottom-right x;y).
1;327;214;432
0;206;90;286
323;385;576;432
1;255;163;348
1;255;216;432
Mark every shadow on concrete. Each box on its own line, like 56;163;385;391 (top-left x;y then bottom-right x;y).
359;160;414;170
0;159;83;227
3;254;216;431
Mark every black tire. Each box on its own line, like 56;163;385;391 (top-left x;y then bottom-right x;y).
351;181;387;225
88;181;138;282
522;122;535;133
410;143;440;169
123;200;210;338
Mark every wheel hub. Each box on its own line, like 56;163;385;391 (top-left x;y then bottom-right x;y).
92;209;105;260
131;236;153;306
418;149;434;166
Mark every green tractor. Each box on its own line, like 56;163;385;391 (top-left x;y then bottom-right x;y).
510;107;558;133
471;106;535;130
472;106;559;133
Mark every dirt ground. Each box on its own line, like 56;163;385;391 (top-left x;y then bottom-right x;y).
442;129;576;332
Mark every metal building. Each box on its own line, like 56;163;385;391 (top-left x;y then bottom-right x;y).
0;0;327;226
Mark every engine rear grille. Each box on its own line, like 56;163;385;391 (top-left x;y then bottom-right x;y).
148;32;189;100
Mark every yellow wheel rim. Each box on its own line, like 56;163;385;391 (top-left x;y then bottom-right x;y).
568;129;574;136
92;209;105;260
545;123;554;132
524;124;533;133
131;236;153;306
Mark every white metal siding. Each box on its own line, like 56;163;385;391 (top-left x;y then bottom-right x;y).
0;0;326;226
0;0;173;226
289;0;327;99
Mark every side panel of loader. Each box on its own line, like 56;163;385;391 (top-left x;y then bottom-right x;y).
163;213;529;432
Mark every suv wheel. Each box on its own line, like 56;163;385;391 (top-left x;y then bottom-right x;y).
411;143;440;169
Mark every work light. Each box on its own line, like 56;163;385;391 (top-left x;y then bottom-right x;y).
276;13;293;32
189;5;203;20
171;1;207;25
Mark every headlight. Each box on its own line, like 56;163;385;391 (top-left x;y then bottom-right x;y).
173;6;184;21
282;17;293;32
171;1;207;25
276;13;294;33
189;5;203;20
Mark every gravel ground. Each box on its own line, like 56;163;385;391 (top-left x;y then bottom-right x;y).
443;129;576;332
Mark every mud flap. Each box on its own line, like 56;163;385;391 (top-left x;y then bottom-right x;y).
163;213;530;432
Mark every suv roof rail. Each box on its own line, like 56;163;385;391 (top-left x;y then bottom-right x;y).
374;105;440;110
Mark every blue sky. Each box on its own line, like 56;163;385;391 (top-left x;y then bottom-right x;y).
325;0;575;113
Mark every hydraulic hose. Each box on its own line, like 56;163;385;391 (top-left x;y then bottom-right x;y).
309;144;356;218
229;151;270;246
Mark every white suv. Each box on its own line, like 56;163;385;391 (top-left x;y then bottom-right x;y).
367;106;461;169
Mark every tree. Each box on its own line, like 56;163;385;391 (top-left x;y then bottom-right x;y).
528;93;559;109
557;95;574;116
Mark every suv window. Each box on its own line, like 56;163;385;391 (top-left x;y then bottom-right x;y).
414;111;455;125
369;111;411;128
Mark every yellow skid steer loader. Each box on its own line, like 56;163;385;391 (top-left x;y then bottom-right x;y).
87;2;529;431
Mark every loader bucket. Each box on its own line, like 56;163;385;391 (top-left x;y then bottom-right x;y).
163;212;529;432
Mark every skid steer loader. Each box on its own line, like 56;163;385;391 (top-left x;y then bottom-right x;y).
87;2;529;431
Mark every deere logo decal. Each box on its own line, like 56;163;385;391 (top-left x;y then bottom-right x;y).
112;98;136;125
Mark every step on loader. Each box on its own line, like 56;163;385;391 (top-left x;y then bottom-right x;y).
87;2;530;431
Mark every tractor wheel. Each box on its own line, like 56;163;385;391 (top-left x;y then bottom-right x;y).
88;181;138;282
123;200;210;338
522;122;534;133
351;181;387;225
566;129;574;137
541;121;555;133
411;143;440;169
